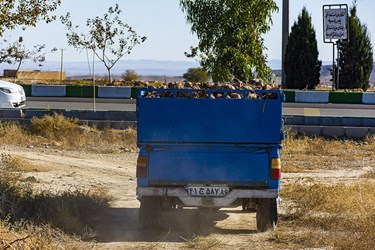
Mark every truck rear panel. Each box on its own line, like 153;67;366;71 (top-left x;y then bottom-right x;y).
145;143;278;188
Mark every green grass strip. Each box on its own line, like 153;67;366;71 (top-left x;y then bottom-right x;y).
66;85;98;97
282;90;295;102
131;87;139;99
329;92;363;104
21;84;32;96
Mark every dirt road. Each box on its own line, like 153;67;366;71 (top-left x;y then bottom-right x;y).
1;144;370;250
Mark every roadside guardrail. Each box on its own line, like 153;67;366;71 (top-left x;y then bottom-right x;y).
1;109;374;139
19;84;375;105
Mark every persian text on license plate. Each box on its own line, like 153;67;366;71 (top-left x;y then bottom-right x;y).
186;185;229;197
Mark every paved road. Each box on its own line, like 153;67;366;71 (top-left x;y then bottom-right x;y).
25;97;375;117
26;97;137;112
283;102;375;118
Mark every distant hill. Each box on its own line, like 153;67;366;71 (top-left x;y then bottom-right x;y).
0;59;200;78
320;63;375;82
270;60;375;86
0;59;285;78
0;59;374;84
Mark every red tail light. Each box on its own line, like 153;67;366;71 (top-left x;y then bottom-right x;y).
271;158;281;180
136;155;148;178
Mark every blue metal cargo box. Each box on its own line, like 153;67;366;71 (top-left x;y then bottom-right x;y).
137;89;283;144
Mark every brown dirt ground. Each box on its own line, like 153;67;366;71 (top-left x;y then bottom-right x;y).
0;143;372;250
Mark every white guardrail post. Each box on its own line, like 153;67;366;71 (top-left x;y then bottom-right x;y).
362;92;375;104
97;86;132;98
294;91;329;103
31;85;66;97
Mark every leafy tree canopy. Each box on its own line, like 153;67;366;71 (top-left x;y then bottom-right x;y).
0;36;55;79
122;69;139;82
284;7;321;89
61;4;146;84
338;5;373;90
183;67;209;82
0;0;61;36
180;0;278;83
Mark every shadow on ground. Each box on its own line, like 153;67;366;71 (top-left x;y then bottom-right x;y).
89;207;258;243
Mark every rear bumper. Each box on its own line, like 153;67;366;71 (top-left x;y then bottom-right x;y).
137;187;278;207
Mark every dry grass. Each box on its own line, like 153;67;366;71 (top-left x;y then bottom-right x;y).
30;113;80;141
0;122;29;144
0;114;138;153
183;235;224;249
271;179;375;250
360;169;375;178
272;134;375;249
0;222;87;250
282;133;375;172
1;153;49;172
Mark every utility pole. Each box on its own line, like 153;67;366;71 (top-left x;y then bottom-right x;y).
60;48;65;84
281;0;289;89
93;50;96;112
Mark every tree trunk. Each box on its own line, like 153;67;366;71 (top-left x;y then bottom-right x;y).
15;60;23;83
107;67;112;85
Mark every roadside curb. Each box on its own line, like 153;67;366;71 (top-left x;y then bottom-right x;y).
295;90;329;103
31;84;66;97
19;84;375;104
286;125;374;139
362;92;375;104
97;86;132;98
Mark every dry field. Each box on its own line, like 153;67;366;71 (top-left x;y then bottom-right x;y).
0;115;374;250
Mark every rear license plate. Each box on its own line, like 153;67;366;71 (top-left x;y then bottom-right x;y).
185;185;229;197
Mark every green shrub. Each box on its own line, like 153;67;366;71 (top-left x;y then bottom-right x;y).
121;69;139;83
183;67;210;82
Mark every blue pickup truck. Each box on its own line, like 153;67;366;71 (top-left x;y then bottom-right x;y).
136;88;284;231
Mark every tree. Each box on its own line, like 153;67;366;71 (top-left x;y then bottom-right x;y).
284;7;321;89
183;67;209;82
122;69;139;82
180;0;278;83
0;36;55;80
61;4;146;84
0;0;60;37
338;5;373;90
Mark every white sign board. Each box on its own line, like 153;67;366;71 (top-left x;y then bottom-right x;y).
324;8;348;40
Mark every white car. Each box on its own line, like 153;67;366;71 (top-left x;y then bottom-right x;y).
0;80;26;108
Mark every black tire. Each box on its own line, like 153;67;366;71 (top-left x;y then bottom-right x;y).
256;198;278;232
138;196;161;228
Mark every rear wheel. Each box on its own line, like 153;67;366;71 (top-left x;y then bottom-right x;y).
256;198;277;232
138;196;161;228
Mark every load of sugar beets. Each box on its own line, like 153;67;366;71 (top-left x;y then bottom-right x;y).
133;79;280;99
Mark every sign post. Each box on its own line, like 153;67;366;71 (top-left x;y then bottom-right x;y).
323;4;349;90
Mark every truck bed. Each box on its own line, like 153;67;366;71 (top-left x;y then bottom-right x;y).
137;89;284;144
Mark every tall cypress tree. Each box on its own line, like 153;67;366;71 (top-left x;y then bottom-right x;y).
284;7;321;89
338;5;373;90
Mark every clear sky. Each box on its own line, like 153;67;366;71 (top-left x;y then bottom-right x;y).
2;0;375;64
